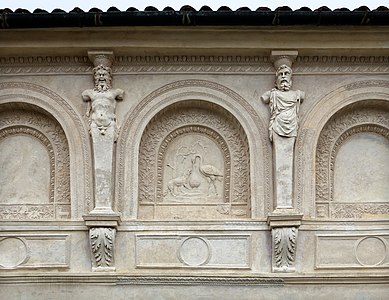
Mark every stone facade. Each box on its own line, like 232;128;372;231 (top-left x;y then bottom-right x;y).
1;22;389;299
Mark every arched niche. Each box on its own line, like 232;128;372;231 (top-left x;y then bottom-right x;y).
0;104;70;220
315;100;389;219
295;79;389;217
0;127;52;205
0;83;92;219
138;101;250;220
116;80;270;220
333;127;389;204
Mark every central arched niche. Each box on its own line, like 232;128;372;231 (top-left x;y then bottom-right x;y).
138;100;250;220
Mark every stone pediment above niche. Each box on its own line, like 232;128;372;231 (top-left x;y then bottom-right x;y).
138;101;250;220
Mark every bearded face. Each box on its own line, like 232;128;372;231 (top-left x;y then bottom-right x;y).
275;65;292;91
93;65;112;91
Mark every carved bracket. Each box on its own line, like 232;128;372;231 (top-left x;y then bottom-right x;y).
271;227;298;272
89;227;116;272
88;51;114;68
267;213;302;273
270;50;298;70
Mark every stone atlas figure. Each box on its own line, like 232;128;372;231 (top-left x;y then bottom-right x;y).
82;53;124;271
261;63;305;209
82;64;124;138
262;55;305;273
261;64;305;142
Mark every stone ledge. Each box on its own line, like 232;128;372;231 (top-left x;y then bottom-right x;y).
1;274;388;285
83;213;121;228
267;213;303;228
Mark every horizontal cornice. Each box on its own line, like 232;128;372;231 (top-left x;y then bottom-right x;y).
0;55;388;75
1;27;389;58
1;273;388;285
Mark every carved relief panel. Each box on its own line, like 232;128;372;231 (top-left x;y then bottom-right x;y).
138;101;250;219
316;101;389;218
0;105;70;220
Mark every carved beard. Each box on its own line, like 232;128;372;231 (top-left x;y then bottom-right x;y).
279;80;291;91
95;80;111;92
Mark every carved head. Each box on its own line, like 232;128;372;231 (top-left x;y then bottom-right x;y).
93;64;112;91
275;64;292;91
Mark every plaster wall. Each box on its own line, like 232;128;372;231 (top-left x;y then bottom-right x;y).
0;27;388;299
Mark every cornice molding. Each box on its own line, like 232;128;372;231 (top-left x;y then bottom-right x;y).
0;55;388;75
1;274;388;285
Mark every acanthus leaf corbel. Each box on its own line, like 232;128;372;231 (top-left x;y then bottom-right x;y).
89;227;116;271
267;213;302;273
84;215;121;272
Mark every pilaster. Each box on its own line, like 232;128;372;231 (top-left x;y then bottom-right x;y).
82;50;123;271
263;50;304;273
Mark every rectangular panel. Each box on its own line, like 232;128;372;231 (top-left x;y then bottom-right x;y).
315;234;389;269
136;234;251;269
0;234;70;269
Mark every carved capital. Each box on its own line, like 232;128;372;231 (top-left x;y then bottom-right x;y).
88;51;114;67
270;50;298;70
271;226;298;273
89;227;116;272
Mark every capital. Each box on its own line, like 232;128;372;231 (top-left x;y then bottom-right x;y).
270;50;298;70
88;51;114;68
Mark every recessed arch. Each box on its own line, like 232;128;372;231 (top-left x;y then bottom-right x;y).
116;79;270;219
0;82;92;219
0;126;54;206
295;79;389;217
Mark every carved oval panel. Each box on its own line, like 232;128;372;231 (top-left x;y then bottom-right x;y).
355;236;387;266
178;237;211;266
0;237;29;268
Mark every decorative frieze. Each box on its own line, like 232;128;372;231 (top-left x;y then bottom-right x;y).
331;203;389;219
1;55;388;75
